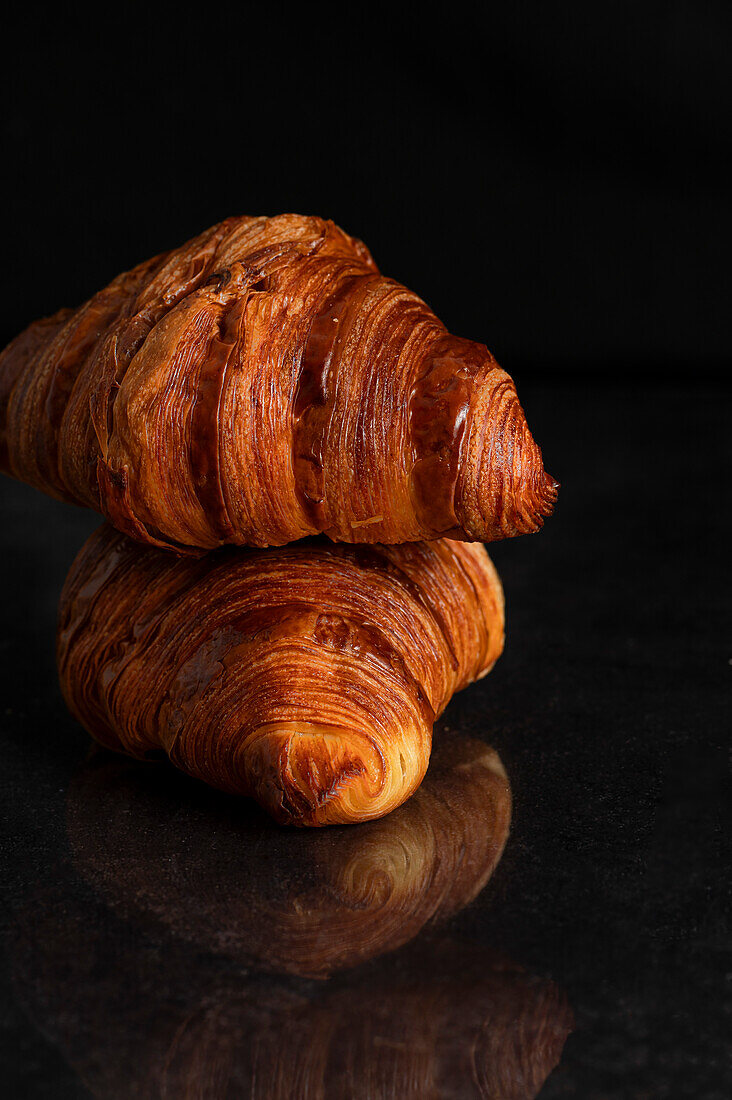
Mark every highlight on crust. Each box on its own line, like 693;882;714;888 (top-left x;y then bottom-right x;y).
57;525;505;826
0;213;557;551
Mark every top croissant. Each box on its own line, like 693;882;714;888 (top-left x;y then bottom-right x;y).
0;214;557;550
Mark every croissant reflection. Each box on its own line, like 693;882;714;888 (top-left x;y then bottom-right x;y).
58;525;504;826
0;214;557;550
12;890;572;1100
67;733;511;977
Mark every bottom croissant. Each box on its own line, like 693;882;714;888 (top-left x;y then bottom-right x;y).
57;526;504;825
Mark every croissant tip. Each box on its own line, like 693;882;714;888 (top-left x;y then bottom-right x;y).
516;467;558;531
539;472;560;512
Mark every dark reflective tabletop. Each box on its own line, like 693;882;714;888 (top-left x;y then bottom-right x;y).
1;386;729;1098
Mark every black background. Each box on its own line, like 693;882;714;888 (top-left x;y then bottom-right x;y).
1;1;730;376
1;3;730;1098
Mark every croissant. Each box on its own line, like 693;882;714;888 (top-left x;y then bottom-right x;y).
58;525;504;825
1;214;557;550
67;734;511;976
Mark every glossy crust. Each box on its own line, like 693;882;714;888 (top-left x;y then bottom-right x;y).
57;526;504;825
1;214;557;550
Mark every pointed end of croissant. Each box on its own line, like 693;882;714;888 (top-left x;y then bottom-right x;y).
459;375;559;541
241;721;428;827
531;467;560;524
494;414;559;537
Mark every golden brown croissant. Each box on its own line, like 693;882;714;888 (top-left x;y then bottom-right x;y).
67;734;511;977
1;214;557;550
58;524;504;825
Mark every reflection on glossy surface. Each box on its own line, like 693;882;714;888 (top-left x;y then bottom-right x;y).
12;889;572;1100
66;733;512;977
10;731;573;1097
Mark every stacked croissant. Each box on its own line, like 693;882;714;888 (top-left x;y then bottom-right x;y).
1;214;556;826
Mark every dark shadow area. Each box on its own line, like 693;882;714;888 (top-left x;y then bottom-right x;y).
1;5;730;377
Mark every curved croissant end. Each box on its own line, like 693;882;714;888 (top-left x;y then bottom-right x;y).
1;214;557;550
57;526;504;826
66;735;511;976
239;721;427;827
